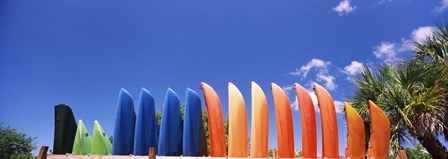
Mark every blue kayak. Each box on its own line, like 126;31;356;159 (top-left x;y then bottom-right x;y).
112;88;136;155
158;88;182;156
183;88;207;156
134;88;159;155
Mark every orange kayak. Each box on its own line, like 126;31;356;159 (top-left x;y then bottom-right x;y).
314;84;339;158
368;100;390;159
294;83;317;158
250;82;269;158
344;102;365;159
271;83;295;158
200;82;227;157
228;83;248;157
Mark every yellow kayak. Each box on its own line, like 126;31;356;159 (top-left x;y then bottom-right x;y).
294;83;317;158
344;102;365;159
368;100;390;159
271;83;295;158
314;84;339;158
228;83;248;157
250;81;268;158
200;82;226;157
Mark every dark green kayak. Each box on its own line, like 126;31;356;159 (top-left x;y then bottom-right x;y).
53;104;77;154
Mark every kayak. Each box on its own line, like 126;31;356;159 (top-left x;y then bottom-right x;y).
112;88;136;155
294;83;317;158
91;120;112;155
271;83;295;158
367;100;390;159
314;84;339;158
53;104;77;154
183;88;207;156
200;82;226;157
228;83;248;157
72;120;91;155
158;88;182;156
249;82;268;158
344;102;365;159
134;88;159;155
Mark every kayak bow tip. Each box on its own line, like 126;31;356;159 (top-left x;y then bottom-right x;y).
141;87;149;93
119;88;132;98
186;87;198;96
228;82;236;88
270;82;276;89
200;82;209;89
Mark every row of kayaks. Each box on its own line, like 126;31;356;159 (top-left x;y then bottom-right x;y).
52;82;390;158
53;105;113;155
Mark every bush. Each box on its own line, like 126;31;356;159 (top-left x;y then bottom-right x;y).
0;123;36;159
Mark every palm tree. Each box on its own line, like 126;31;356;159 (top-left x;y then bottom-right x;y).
350;22;448;158
414;22;448;141
414;22;448;63
350;61;448;158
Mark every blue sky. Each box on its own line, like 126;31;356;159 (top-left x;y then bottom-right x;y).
1;0;447;156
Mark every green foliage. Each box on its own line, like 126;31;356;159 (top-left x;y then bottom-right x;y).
294;150;302;157
201;110;210;154
405;144;432;159
414;22;448;63
0;123;36;159
349;22;448;158
156;110;162;126
267;149;272;157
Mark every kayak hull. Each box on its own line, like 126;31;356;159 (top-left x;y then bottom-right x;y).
158;88;182;156
112;89;136;155
314;84;339;158
53;104;77;154
368;100;390;159
250;82;269;158
201;82;226;157
183;88;207;156
294;83;317;158
271;83;295;158
134;88;159;155
72;120;91;155
228;83;248;157
91;120;112;155
344;102;365;158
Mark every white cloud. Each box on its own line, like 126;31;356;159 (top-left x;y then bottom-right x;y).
290;58;336;90
343;61;364;76
333;0;356;15
372;26;436;63
376;0;394;5
291;97;299;111
434;0;448;13
309;90;319;112
290;58;330;78
316;73;337;90
411;26;436;43
398;38;414;52
282;85;294;95
373;42;399;63
334;100;345;114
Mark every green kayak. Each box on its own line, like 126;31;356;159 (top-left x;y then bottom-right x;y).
72;120;92;155
91;120;112;155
